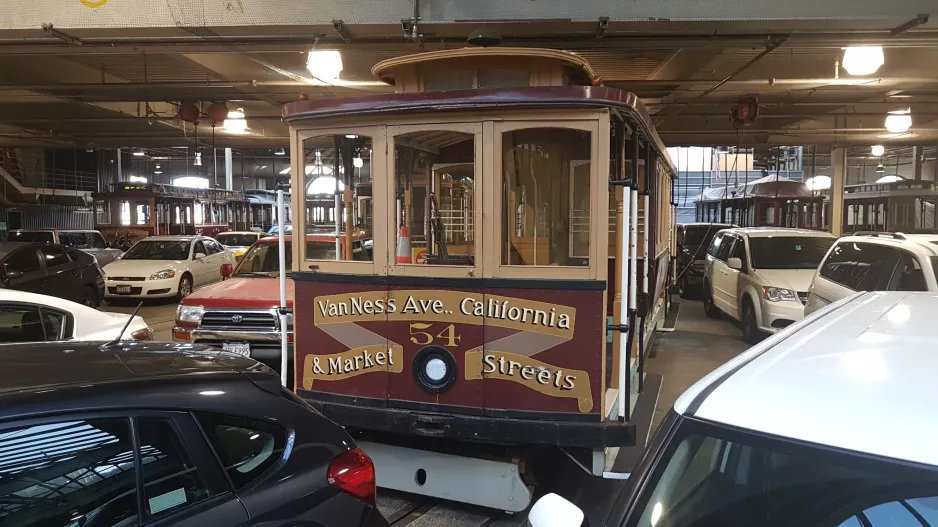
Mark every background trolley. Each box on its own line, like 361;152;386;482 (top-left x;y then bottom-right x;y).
283;46;677;512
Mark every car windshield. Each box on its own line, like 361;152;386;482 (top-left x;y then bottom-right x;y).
122;240;191;260
682;226;725;249
629;417;938;527
7;231;53;243
236;242;293;276
216;234;259;247
748;237;834;269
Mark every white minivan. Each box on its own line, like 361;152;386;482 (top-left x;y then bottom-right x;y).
702;227;836;342
804;232;938;316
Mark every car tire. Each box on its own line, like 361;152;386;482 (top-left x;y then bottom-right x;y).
80;286;100;308
176;275;193;301
703;282;720;319
679;273;689;299
741;298;763;344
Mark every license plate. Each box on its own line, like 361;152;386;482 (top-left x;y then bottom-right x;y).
116;285;132;294
222;342;251;356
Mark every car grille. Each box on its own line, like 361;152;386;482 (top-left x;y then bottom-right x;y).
111;277;145;282
797;292;808;304
200;311;277;330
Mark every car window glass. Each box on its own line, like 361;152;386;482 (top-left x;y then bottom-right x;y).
61;232;91;249
205;240;220;254
892;253;928;292
41;308;67;339
92;232;109;249
7;231;54;243
629;428;938;527
715;236;735;261
730;237;748;268
40;246;71;269
0;304;46;342
820;242;899;292
137;418;211;520
708;233;724;258
4;247;41;273
196;413;288;489
193;241;206;257
0;418;138;526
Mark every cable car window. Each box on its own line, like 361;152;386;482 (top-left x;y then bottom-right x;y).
302;134;373;262
394;130;475;266
501;128;592;267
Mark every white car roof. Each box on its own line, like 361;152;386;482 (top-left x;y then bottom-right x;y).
140;236;198;241
675;291;938;467
836;233;938;258
720;227;836;238
1;289;97;312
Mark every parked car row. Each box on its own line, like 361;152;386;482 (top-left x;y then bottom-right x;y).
687;223;938;343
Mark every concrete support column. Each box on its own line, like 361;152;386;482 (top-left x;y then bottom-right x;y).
116;148;122;183
831;147;846;236
913;145;923;180
224;148;233;191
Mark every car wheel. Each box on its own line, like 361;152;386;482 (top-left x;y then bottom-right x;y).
741;299;762;344
176;275;193;301
703;282;720;319
679;273;689;299
80;286;100;308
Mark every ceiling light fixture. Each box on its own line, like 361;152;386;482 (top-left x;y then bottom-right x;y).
353;157;364;168
842;46;884;76
306;50;343;80
194;152;202;166
876;163;885;172
885;109;912;133
871;145;885;157
274;147;286;156
154;170;163;174
223;108;248;134
805;175;831;191
132;148;145;157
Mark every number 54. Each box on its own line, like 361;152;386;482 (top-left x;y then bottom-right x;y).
409;323;462;347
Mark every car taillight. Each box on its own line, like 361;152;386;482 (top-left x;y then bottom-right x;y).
131;328;154;341
327;448;376;505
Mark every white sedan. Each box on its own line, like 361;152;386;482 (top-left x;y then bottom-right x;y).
103;235;236;301
0;289;152;341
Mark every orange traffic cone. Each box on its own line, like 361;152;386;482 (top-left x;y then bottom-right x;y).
396;225;412;264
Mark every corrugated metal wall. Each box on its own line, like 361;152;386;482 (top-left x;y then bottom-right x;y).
0;204;94;240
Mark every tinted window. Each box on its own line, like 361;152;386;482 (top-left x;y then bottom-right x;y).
0;418;138;526
820;242;899;291
892;252;927;292
60;232;91;249
4;247;41;273
0;304;67;341
715;236;735;261
730;237;748;268
683;225;726;248
629;423;938;527
193;241;207;257
137;418;211;519
748;236;835;269
91;232;108;249
204;240;221;254
216;234;260;247
7;230;54;243
196;413;288;489
40;245;70;268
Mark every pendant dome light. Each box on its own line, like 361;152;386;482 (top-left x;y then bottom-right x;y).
885;109;912;133
307;50;343;80
842;46;884;76
870;145;885;157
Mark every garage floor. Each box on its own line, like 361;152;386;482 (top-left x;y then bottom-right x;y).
101;295;750;526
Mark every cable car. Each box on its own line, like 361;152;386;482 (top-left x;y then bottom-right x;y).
283;46;677;512
696;174;827;229
92;182;250;247
842;179;938;233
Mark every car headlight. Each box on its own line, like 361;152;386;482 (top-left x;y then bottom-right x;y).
176;304;205;324
149;270;176;280
763;286;797;302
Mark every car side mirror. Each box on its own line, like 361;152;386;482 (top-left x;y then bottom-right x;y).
529;494;586;527
2;265;23;281
220;263;233;279
727;257;743;270
194;252;207;260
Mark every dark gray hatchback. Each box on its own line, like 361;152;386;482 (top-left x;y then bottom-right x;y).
0;341;388;527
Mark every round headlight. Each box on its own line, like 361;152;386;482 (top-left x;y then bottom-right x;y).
424;357;448;383
412;346;457;394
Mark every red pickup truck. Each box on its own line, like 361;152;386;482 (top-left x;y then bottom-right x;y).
173;234;372;383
